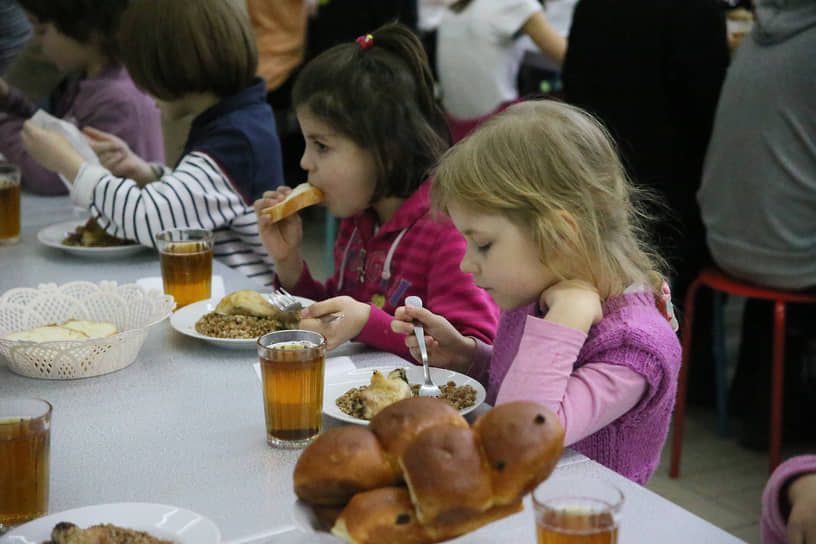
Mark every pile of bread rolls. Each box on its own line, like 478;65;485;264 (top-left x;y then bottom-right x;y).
294;397;565;543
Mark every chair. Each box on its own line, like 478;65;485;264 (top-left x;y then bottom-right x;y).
670;267;816;477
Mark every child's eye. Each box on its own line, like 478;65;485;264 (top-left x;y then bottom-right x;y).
313;141;328;153
476;242;492;253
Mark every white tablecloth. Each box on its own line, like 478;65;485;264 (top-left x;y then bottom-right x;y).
0;194;745;543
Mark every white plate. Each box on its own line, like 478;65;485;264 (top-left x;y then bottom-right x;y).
0;502;221;544
323;365;486;425
37;220;147;257
169;295;314;349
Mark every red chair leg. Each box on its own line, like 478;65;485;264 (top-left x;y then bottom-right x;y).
769;301;786;472
670;280;702;478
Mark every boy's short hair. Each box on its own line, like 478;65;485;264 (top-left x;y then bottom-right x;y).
18;0;129;61
117;0;258;100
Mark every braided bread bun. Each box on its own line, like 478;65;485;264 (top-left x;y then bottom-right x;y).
293;397;564;543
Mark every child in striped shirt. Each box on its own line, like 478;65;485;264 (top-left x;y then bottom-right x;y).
20;0;284;285
253;24;498;360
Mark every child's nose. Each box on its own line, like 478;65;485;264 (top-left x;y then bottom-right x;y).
299;152;312;172
459;254;478;275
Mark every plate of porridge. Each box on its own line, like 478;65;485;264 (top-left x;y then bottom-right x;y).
169;290;313;349
324;365;486;425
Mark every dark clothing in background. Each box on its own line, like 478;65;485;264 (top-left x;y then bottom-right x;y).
305;0;419;61
562;0;729;303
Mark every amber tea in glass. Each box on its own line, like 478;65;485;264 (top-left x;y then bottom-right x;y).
0;399;52;531
0;162;21;245
258;330;326;449
534;476;623;544
156;228;214;309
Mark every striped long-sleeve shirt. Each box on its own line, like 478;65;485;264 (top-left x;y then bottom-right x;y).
70;79;284;285
72;153;276;285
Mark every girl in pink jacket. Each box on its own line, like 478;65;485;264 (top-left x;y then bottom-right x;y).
392;100;681;483
254;23;498;360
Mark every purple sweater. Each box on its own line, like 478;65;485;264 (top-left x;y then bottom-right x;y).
761;455;816;544
471;291;681;484
0;64;163;195
286;181;499;361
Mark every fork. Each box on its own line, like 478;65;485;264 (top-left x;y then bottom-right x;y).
269;287;343;324
405;296;442;398
269;287;303;313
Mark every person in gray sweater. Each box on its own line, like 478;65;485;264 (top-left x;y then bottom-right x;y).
697;0;816;448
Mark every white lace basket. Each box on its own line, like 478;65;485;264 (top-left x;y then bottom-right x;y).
0;281;175;379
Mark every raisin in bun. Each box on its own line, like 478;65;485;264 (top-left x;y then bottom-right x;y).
261;182;324;223
471;401;564;504
399;424;492;525
332;487;432;544
370;397;468;473
294;426;400;506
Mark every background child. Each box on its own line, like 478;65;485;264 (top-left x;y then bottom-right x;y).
21;0;284;286
392;100;681;484
0;0;164;195
762;455;816;544
253;23;498;359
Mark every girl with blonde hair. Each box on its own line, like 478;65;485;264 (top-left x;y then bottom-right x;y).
392;100;681;484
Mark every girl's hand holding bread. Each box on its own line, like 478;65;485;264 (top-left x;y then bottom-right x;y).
253;186;306;287
391;304;477;374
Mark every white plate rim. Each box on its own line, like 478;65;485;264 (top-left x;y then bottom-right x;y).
37;220;146;257
0;502;221;544
323;365;486;425
169;294;315;349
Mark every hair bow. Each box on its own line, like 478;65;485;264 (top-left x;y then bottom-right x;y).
356;34;374;49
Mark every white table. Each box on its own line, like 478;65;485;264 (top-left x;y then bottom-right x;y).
0;194;746;543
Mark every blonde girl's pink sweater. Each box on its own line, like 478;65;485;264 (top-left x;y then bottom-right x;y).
284;181;499;360
469;291;681;484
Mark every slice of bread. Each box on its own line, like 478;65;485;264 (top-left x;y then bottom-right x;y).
3;325;89;342
261;183;325;223
62;319;118;339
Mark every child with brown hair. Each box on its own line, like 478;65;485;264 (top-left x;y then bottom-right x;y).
21;0;285;285
254;23;498;359
392;100;681;484
0;0;163;195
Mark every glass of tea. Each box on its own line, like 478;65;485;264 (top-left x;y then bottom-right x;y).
155;228;214;309
0;162;21;245
257;330;326;449
0;398;52;532
533;475;623;544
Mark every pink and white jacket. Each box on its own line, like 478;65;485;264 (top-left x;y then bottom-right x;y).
284;181;499;360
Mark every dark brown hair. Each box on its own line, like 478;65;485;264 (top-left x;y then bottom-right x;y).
292;23;450;201
117;0;258;101
18;0;130;61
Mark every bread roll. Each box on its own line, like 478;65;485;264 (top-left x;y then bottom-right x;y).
331;487;432;544
294;426;400;506
294;398;566;543
399;424;492;525
261;183;324;223
423;499;523;542
471;401;564;504
370;397;468;473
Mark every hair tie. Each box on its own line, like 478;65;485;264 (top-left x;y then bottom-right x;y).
356;34;374;49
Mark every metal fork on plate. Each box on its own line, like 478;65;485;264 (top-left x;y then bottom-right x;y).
405;296;442;397
268;287;343;324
